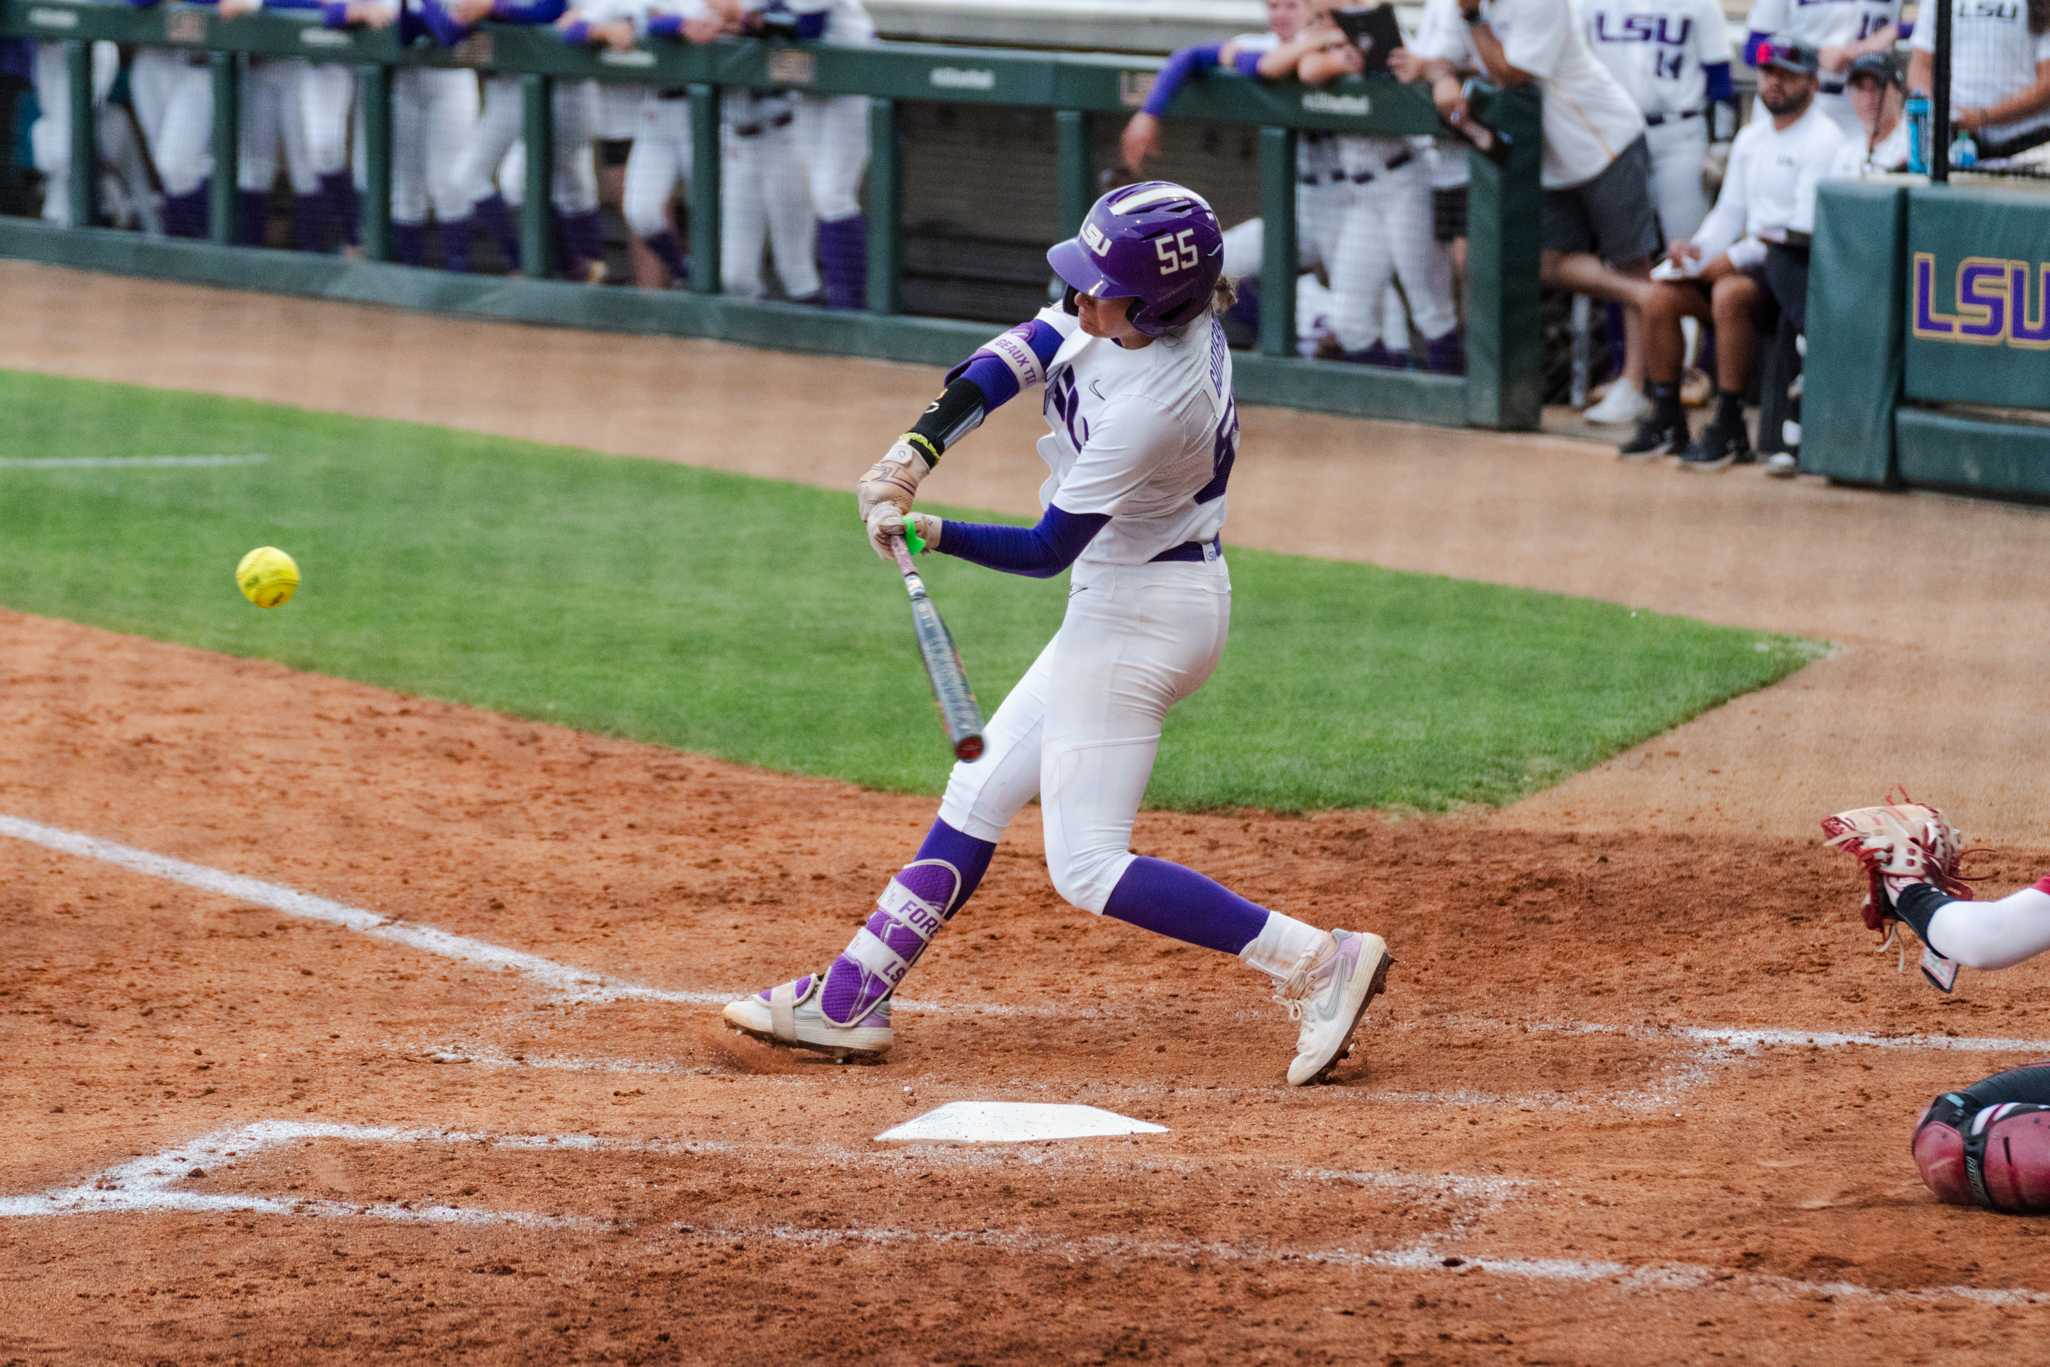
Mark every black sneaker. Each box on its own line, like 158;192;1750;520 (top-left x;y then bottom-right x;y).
1676;414;1752;472
1618;414;1688;459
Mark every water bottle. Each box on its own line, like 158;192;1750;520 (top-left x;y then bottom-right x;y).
1905;94;1930;174
1950;131;1979;170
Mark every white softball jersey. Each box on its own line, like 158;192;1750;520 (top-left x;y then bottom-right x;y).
1689;101;1842;267
1909;0;2050;151
1031;305;1234;572
1580;0;1732;119
1828;115;1908;175
1481;0;1649;187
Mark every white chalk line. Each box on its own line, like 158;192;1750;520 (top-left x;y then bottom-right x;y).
4;1121;2041;1308
0;813;1068;1017
0;453;271;470
12;810;2050;1114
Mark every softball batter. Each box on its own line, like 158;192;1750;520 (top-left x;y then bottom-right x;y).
724;181;1395;1086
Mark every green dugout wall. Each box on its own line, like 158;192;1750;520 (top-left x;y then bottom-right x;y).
0;0;1545;430
1807;179;2050;501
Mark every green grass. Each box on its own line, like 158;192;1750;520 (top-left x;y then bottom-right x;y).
0;368;1822;811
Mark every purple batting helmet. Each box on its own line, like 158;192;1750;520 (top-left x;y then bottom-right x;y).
1047;180;1224;337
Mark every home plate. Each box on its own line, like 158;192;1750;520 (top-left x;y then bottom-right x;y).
874;1102;1167;1144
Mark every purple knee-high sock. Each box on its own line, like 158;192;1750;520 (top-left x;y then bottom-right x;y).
439;218;475;274
290;194;323;253
239;190;269;247
1102;856;1270;956
560;209;604;277
815;818;995;1027
319;171;358;248
816;212;867;309
474;193;520;270
642;229;688;283
162;187;208;239
391;222;427;267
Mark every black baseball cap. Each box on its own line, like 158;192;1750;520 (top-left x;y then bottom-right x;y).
1757;37;1822;76
1847;51;1903;88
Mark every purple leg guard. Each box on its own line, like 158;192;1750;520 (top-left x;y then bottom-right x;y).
817;819;993;1028
1102;856;1269;956
474;193;520;271
642;229;688;283
239;190;269;248
439;218;475;274
1424;330;1465;374
816;213;867;309
391;223;427;267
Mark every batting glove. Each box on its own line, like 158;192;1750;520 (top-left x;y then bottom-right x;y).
866;507;943;562
856;436;936;524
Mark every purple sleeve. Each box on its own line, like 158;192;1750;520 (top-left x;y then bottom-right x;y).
1142;43;1223;116
560;17;589;41
937;505;1110;579
491;0;568;23
942;318;1064;408
322;2;350;26
1743;30;1771;66
1231;48;1264;78
1704;61;1733;102
791;11;826;38
420;0;474;45
647;12;682;37
263;0;327;10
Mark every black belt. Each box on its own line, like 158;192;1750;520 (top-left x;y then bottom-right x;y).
1149;537;1222;565
1643;109;1703;128
1348;148;1416;184
656;87;690;100
1819;78;1845;95
732;111;794;137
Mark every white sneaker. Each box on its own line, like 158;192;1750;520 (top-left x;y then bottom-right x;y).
1764;452;1799;479
1276;930;1393;1086
1583;381;1651;426
721;972;893;1059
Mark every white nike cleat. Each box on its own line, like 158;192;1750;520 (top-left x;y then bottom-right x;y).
1277;930;1393;1086
721;972;893;1060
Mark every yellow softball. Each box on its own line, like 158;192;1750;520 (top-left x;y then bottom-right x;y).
235;546;300;609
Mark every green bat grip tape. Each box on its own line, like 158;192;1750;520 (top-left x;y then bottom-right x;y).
902;521;926;556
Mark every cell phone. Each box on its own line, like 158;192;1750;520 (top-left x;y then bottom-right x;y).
1333;4;1404;73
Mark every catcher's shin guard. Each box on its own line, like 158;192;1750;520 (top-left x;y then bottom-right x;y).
1914;1092;2050;1213
816;859;964;1028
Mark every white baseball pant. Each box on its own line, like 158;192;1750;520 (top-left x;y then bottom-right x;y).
464;74;599;216
622;91;691;241
296;60;353;181
129;47;214;199
936;557;1232;914
29;40;120;226
357;67;481;226
795;91;867;221
1326;154;1454;353
721;95;818;301
238;58;317;195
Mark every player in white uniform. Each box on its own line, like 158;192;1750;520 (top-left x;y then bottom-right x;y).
206;1;322;247
757;0;874;307
329;1;482;266
1908;0;2050;166
1744;0;1899;137
1296;0;1462;370
437;0;605;279
126;0;218;237
1581;0;1732;252
722;182;1396;1086
28;29;156;231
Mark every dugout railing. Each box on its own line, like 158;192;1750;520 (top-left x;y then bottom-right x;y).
0;0;1544;429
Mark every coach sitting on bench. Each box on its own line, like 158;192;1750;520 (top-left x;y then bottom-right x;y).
1620;38;1841;472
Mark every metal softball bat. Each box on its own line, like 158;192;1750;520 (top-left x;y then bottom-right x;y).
888;532;985;762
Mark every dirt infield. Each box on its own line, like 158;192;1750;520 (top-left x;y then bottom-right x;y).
7;261;2050;1362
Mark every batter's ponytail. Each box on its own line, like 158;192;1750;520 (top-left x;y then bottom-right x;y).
1212;275;1238;318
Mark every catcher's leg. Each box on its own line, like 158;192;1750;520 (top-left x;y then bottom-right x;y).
1912;1061;2050;1212
1905;878;2050;973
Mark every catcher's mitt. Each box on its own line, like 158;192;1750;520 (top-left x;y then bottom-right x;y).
1819;793;1975;936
